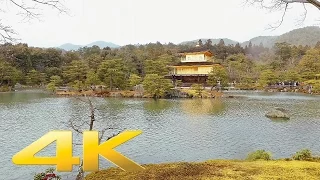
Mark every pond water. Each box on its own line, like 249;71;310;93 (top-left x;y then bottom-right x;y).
0;90;320;179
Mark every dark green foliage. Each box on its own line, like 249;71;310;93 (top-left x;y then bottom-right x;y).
0;60;22;86
71;80;85;92
207;65;228;90
46;75;63;92
44;67;62;80
283;70;301;82
274;42;292;64
247;150;272;161
97;59;128;90
205;39;212;48
142;74;173;98
0;35;320;93
292;149;312;161
298;48;320;80
26;69;46;86
85;54;103;71
225;54;255;83
128;74;142;89
259;70;278;86
85;70;101;87
144;55;175;76
62;60;88;83
191;84;204;97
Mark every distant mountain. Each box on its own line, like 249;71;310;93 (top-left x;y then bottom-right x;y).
180;38;239;46
180;26;320;48
57;27;319;51
58;43;82;51
58;41;120;51
86;41;120;49
241;36;277;48
275;26;320;47
242;26;320;48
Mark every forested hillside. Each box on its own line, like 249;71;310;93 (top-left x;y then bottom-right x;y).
1;37;320;94
182;26;320;48
276;26;320;47
241;36;277;48
243;26;320;48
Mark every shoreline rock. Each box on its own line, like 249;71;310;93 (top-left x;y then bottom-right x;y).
265;108;290;119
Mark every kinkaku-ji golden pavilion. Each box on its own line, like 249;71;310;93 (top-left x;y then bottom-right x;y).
167;50;220;87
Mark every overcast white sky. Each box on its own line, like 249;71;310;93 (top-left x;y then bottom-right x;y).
1;0;319;47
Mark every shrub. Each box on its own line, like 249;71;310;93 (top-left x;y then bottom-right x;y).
191;84;204;97
292;149;312;161
34;168;61;180
247;150;272;161
284;158;292;161
0;85;11;92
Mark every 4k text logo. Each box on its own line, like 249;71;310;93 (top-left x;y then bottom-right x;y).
12;130;144;172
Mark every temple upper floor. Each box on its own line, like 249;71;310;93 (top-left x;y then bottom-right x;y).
179;50;214;63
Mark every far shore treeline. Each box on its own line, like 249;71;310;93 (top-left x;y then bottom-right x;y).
0;39;320;96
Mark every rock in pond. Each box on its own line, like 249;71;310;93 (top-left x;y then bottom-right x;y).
265;108;290;119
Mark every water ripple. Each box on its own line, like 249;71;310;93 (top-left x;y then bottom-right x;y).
0;91;320;179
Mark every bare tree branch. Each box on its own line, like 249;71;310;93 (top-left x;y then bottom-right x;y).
70;97;120;136
246;0;320;29
69;118;83;134
307;0;320;9
88;97;95;131
247;0;320;9
268;3;289;30
0;21;18;43
0;0;67;43
295;3;308;26
73;143;83;146
98;127;122;143
69;96;124;180
75;161;84;180
8;0;68;18
9;0;39;19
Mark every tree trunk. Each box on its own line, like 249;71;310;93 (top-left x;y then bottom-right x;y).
76;98;95;180
75;161;84;180
88;99;95;131
109;75;112;91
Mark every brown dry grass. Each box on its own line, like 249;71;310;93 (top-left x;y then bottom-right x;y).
85;160;320;180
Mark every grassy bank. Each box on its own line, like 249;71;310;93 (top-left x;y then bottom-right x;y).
85;160;320;180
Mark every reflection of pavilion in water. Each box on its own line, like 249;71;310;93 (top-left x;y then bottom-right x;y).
180;99;226;115
143;99;173;112
142;99;226;115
